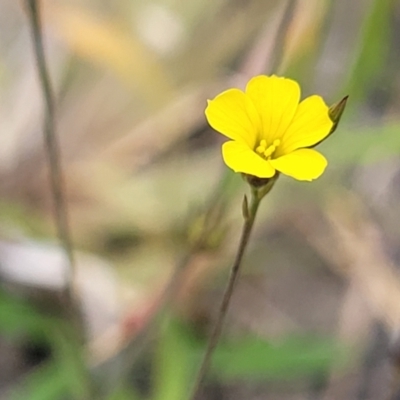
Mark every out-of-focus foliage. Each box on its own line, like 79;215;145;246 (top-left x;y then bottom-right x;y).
1;0;400;399
0;289;89;400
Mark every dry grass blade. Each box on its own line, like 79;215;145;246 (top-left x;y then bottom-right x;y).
293;191;400;400
325;194;400;332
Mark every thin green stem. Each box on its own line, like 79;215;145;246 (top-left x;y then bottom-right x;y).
188;188;263;400
24;0;76;300
24;6;95;398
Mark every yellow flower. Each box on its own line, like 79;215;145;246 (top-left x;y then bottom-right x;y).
205;75;334;181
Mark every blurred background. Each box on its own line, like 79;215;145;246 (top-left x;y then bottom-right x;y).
0;0;400;399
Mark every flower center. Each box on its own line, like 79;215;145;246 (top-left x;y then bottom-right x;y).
255;139;281;160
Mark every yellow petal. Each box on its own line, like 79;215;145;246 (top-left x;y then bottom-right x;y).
205;89;258;148
270;149;327;181
280;95;333;154
222;141;275;178
246;75;300;144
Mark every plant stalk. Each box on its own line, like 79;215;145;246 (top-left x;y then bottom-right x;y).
24;0;76;300
189;188;263;400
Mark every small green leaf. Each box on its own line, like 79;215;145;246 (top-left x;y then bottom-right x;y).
106;387;143;400
152;317;196;400
10;361;67;400
0;290;56;339
212;336;345;381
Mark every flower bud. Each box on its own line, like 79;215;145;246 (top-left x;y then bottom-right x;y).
310;96;348;148
328;95;348;135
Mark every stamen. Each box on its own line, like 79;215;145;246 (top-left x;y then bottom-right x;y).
255;139;281;159
273;139;281;147
264;145;276;157
256;145;266;154
255;139;266;154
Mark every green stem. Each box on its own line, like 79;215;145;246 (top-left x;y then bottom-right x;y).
25;3;93;399
188;187;264;400
24;0;76;300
